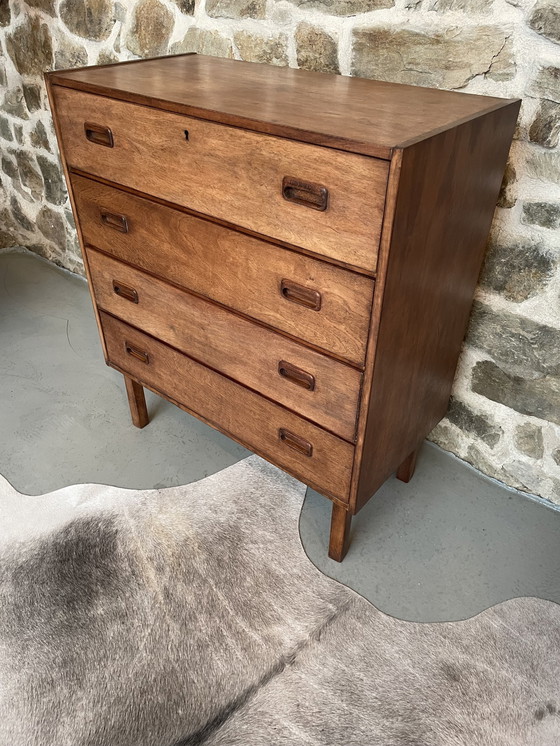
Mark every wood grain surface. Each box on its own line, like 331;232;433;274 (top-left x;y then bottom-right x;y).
47;54;518;158
71;174;374;365
353;102;520;511
88;248;362;441
54;86;389;270
101;312;355;502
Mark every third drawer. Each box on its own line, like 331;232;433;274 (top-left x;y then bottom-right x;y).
88;248;363;442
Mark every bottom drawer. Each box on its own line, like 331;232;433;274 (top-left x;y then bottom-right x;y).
101;312;354;502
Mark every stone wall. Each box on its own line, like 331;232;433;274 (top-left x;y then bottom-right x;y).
0;0;559;501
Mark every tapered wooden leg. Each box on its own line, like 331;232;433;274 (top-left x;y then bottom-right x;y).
396;447;418;483
124;375;149;428
328;502;352;562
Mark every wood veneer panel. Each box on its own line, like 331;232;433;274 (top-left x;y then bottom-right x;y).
48;54;517;158
353;101;520;511
53;86;389;270
88;249;362;441
71;174;374;365
101;312;354;502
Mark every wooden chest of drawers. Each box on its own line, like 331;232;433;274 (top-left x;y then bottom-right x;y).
46;54;519;561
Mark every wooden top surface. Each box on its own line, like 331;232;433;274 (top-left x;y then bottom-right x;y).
48;53;518;159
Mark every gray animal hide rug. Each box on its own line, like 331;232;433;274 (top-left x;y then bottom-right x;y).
0;455;559;745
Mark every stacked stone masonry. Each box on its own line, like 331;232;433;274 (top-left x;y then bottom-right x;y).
0;0;559;501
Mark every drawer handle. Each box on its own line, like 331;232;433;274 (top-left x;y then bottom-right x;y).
84;122;114;148
278;360;315;391
279;428;313;458
280;279;322;311
113;280;138;304
282;176;328;212
101;210;129;233
124;342;149;364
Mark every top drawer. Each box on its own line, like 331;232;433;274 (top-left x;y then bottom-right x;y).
52;86;389;271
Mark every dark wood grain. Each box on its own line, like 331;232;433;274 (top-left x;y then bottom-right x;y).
124;375;149;428
396;449;418;484
47;54;517;158
46;54;520;559
328;503;352;562
88;248;363;441
53;85;389;270
353;101;520;511
71;174;375;365
44;76;110;362
101;312;355;502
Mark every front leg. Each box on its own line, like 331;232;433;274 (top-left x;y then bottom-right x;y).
124;375;149;428
328;502;352;562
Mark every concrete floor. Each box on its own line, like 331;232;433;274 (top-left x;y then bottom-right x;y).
1;247;559;622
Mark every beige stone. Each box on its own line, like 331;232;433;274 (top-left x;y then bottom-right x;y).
22;85;42;113
0;0;10;26
15;151;43;200
36;155;66;206
59;0;114;41
526;149;560;182
3;87;29;120
486;37;515;82
14;124;24;145
465;445;505;483
97;50;120;65
10;195;34;232
515;423;544;459
288;0;394;14
55;36;88;70
234;32;288;67
352;26;513;90
206;0;266;19
497;157;516;209
0;209;19;249
171;0;195;12
126;0;174;57
36;206;67;248
170;28;233;58
428;421;463;456
529;0;560;45
528;66;560;104
6;17;53;76
30;121;51;152
295;23;339;74
430;0;493;12
26;0;56;15
529;100;560;149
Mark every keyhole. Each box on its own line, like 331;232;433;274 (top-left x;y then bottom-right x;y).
184;130;189;141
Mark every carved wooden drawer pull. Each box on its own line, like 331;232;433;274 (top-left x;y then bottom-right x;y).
101;210;129;233
278;428;313;457
280;279;322;311
278;360;315;391
113;280;138;304
124;342;149;364
282;176;328;211
84;122;114;148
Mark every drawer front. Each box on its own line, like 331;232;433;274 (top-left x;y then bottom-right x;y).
101;312;354;501
54;86;389;271
72;175;374;366
89;249;362;441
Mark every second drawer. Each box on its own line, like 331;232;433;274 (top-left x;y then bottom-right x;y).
88;249;362;442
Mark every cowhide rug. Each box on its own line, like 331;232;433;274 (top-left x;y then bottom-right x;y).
1;455;559;746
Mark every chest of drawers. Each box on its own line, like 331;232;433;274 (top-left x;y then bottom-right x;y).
46;54;519;561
